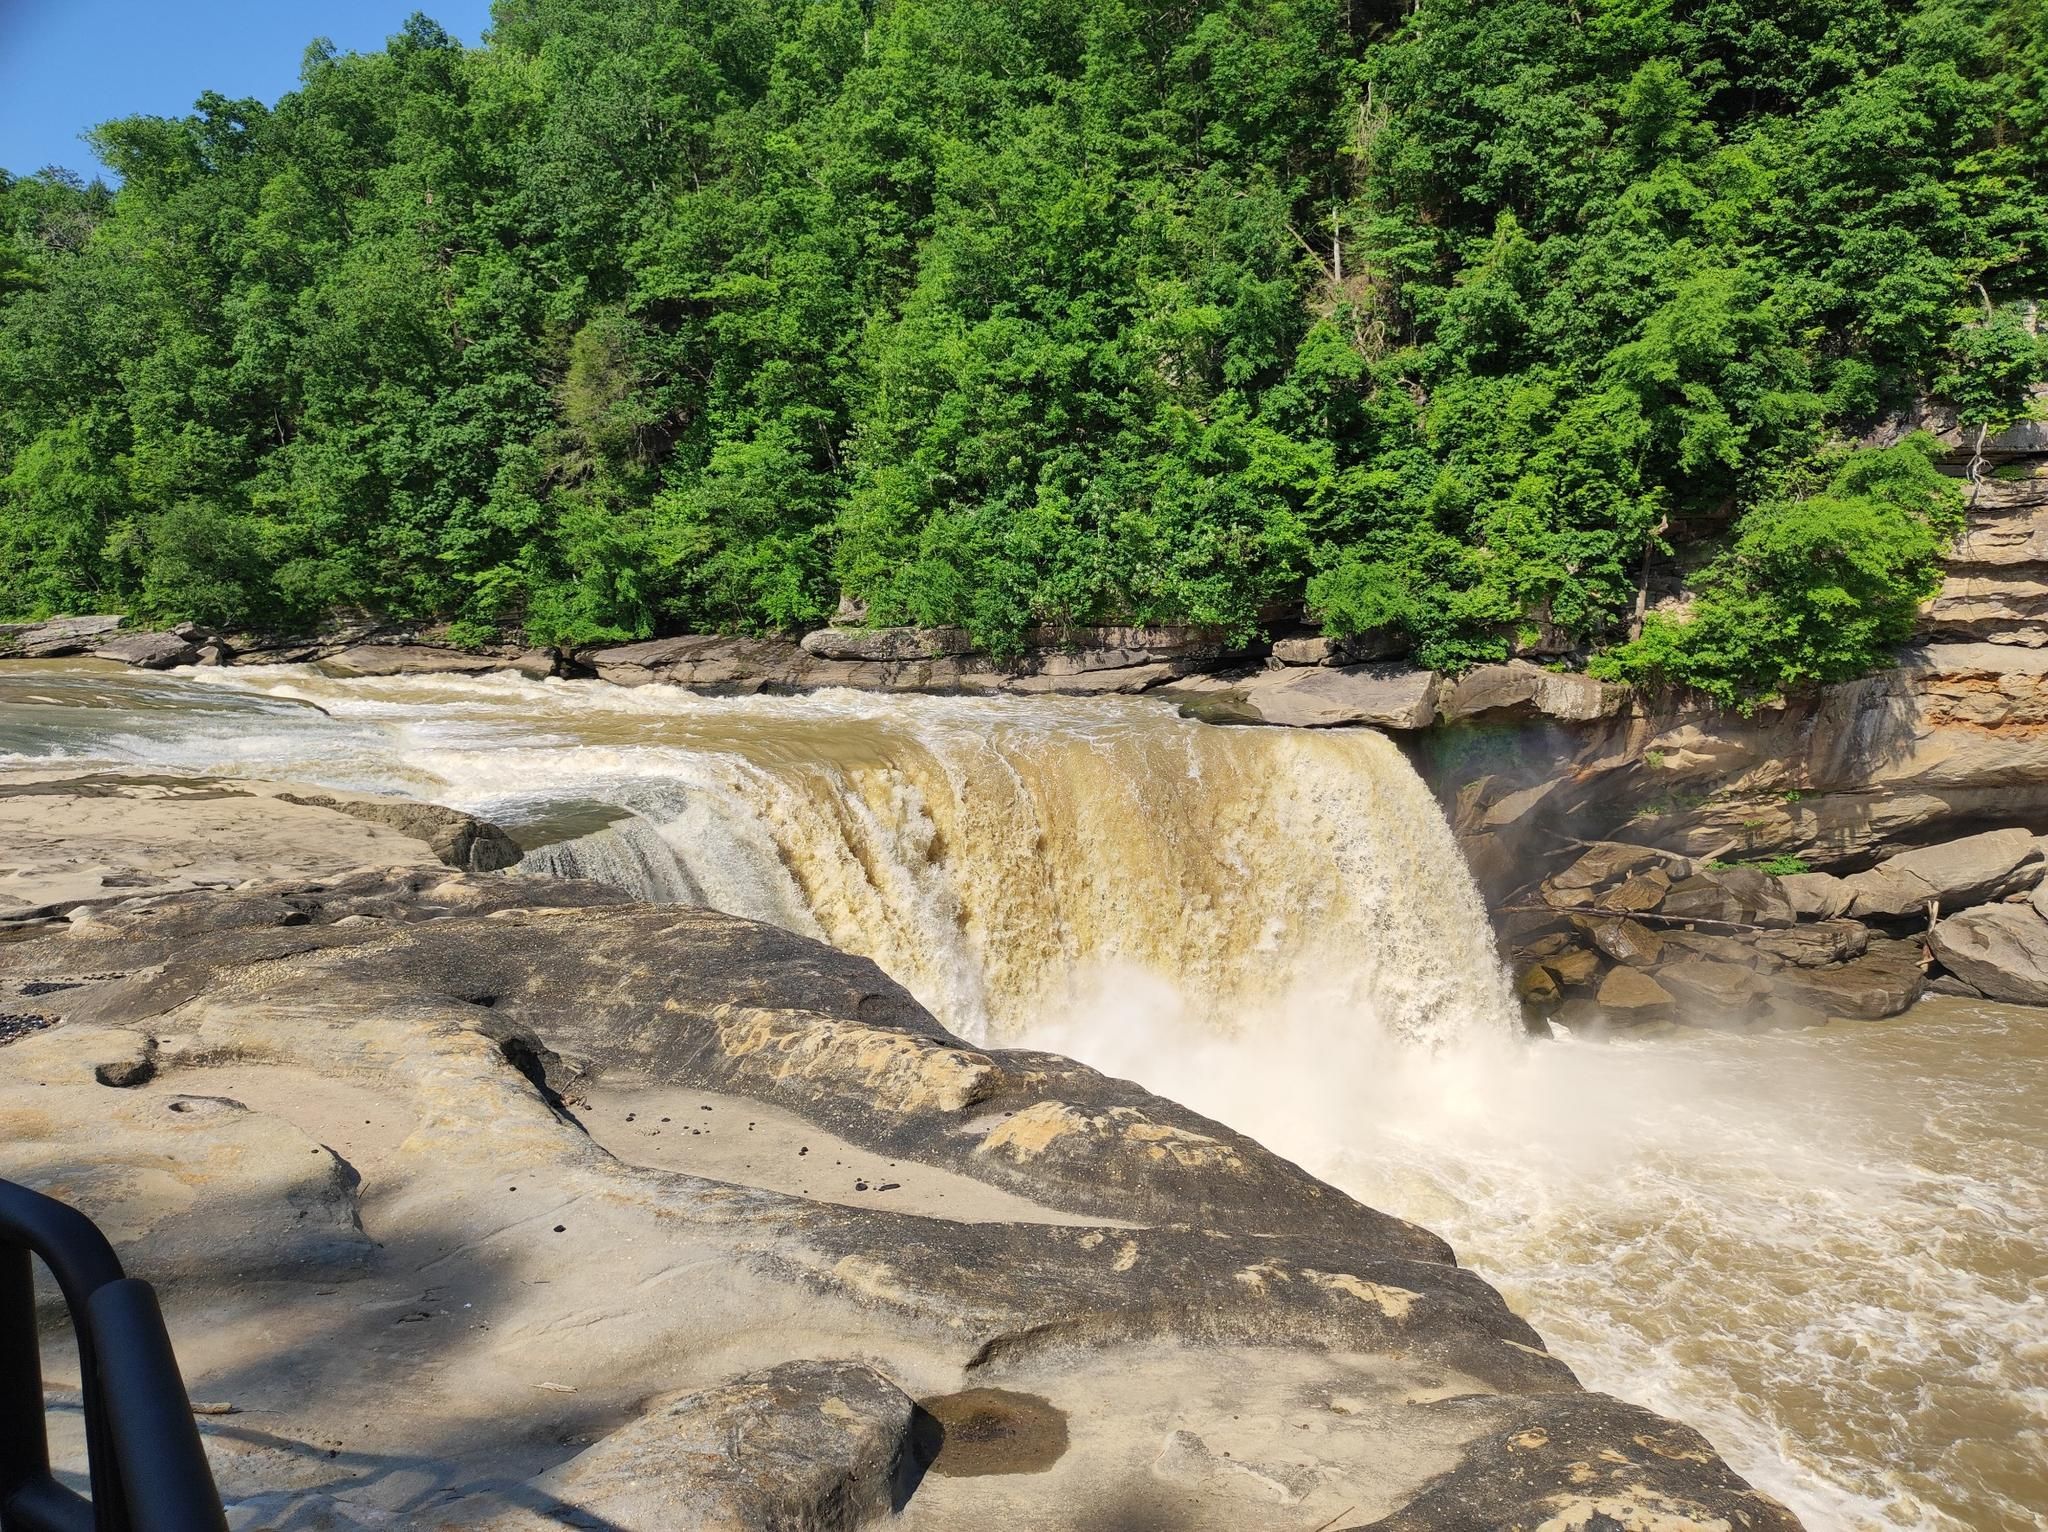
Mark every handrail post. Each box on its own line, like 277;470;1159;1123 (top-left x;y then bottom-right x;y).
0;1179;226;1532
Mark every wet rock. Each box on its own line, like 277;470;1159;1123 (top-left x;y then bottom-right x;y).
1753;920;1870;968
1595;965;1674;1016
1438;660;1626;724
1772;940;1926;1019
1353;1392;1800;1532
1928;903;2048;1005
1515;965;1562;1007
1762;997;1830;1031
1660;868;1795;928
1229;663;1441;729
1545;947;1604;988
0;614;124;658
1658;960;1771;1019
1583;917;1666;969
92;630;200;669
1844;828;2045;920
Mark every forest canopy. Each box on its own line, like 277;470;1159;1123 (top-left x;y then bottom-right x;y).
2;0;2044;698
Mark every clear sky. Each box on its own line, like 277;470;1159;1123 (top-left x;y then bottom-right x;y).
0;0;498;180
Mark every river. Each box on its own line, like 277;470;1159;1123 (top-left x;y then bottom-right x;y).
2;661;2043;1531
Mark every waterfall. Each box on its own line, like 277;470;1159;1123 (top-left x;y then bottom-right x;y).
426;685;1519;1047
113;667;1515;1045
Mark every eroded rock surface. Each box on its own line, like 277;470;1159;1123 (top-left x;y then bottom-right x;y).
0;865;1795;1531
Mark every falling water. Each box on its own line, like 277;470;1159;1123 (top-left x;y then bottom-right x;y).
2;660;2043;1531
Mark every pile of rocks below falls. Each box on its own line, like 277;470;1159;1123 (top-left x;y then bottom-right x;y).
1508;826;2048;1032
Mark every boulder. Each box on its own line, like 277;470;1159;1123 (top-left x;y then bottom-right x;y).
1761;997;1830;1031
1928;903;2048;1005
1658;960;1770;1017
1269;630;1405;666
1595;965;1675;1016
1515;965;1562;1007
1779;872;1854;920
1438;660;1625;724
1546;947;1604;988
1583;916;1665;968
1231;663;1441;729
318;643;557;680
1772;940;1927;1019
0;614;124;658
1595;869;1670;912
1753;919;1871;968
91;630;200;669
800;625;975;661
1551;842;1671;891
1659;868;1795;928
1844;828;2045;920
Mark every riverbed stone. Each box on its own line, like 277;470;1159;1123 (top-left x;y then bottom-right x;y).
1583;916;1666;969
1771;940;1926;1019
1753;919;1871;968
92;630;201;669
1596;965;1674;1015
1928;902;2048;1005
1843;828;2045;920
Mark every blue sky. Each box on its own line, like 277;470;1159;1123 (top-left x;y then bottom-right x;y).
0;0;497;180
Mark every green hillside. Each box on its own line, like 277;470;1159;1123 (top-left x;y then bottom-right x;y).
3;0;2043;700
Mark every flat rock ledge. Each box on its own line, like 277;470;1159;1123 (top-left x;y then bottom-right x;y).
1;868;1796;1532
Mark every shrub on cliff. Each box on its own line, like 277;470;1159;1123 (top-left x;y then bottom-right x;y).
1593;438;1965;708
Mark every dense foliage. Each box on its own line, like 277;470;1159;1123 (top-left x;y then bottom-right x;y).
2;0;2044;698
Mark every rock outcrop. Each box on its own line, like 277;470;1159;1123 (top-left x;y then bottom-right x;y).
0;614;124;657
0;857;1797;1531
1927;901;2048;1004
1508;847;1932;1032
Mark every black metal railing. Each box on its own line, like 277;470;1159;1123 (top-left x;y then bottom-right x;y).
0;1178;227;1532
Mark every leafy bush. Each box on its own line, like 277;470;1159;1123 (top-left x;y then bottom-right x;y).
1594;438;1964;707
